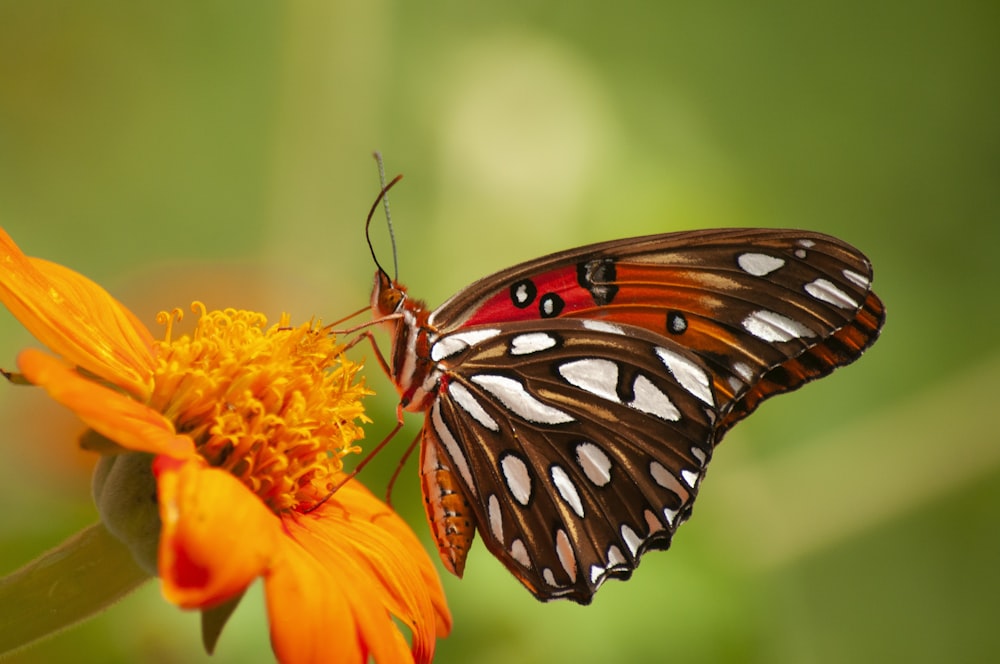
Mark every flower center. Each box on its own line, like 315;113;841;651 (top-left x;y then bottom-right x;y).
149;304;370;513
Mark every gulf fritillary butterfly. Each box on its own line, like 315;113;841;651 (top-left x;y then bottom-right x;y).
366;198;884;604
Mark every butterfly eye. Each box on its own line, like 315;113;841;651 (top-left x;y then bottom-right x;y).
377;285;405;316
371;270;407;317
383;289;404;313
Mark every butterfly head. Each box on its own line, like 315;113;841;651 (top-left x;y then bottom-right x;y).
371;269;407;320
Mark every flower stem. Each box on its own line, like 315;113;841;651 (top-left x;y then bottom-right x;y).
0;522;151;655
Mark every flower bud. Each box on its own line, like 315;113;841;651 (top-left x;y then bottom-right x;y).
92;449;161;575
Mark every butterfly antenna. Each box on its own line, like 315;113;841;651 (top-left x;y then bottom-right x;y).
368;151;402;281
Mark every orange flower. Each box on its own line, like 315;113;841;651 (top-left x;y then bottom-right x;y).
0;228;451;663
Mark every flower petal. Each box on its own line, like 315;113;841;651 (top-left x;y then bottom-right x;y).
266;481;451;664
156;457;281;609
334;482;453;639
18;348;195;458
264;533;375;664
0;228;155;398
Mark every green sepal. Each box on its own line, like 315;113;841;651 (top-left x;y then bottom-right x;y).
92;452;161;575
80;429;130;455
0;368;31;385
200;588;247;655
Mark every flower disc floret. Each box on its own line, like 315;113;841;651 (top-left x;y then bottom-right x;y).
150;304;370;513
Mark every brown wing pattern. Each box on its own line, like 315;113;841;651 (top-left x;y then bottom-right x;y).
421;320;717;603
399;228;884;602
431;228;883;439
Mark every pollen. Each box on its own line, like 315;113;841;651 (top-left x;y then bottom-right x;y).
149;303;370;513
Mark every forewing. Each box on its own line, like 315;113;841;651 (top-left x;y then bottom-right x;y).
422;318;717;603
429;228;885;433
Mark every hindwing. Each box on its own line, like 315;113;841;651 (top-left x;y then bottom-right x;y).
419;319;717;603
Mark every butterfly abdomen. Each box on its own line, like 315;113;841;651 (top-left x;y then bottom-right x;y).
419;426;477;577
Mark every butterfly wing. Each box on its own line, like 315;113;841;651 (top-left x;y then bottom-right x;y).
428;228;885;433
419;318;718;603
401;228;884;603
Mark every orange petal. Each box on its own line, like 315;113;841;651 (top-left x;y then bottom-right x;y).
156;457;281;609
267;481;450;664
264;533;375;664
337;482;451;638
0;228;155;398
324;481;452;640
18;348;195;458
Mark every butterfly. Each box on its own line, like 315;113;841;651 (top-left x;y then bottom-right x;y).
367;222;884;604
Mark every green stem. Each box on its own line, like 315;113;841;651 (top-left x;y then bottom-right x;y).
0;522;151;656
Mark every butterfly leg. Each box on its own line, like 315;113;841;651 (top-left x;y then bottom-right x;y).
301;404;407;513
385;430;422;507
335;329;394;378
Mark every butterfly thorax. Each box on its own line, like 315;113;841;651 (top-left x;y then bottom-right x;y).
371;271;442;413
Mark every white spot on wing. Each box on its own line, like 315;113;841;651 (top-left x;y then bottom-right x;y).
551;465;585;518
582;319;627;335
681;469;699;488
798;238;816;248
654;347;714;406
471;374;575;424
431;401;477;496
510;332;558;356
691;447;707;465
431;328;502;361
576;442;612;487
590;564;606;585
488;494;503;545
500;454;532;505
663;506;679;527
510;538;531;568
607;545;626;568
843;269;870;289
733;361;754;382
742;310;817;342
649;460;686;497
621;524;641;557
630;374;681;420
559;358;621;404
738;252;785;276
556;529;577;581
543;568;557;586
448;382;499;431
805;278;858;309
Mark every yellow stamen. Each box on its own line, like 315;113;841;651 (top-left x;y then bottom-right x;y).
149;303;370;513
155;307;186;345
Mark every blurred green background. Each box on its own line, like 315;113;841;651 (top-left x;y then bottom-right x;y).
1;2;997;662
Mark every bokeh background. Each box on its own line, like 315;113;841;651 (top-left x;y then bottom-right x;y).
1;2;997;662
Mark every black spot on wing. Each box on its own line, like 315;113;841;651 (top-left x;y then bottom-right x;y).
540;293;565;318
667;311;688;335
577;258;619;306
